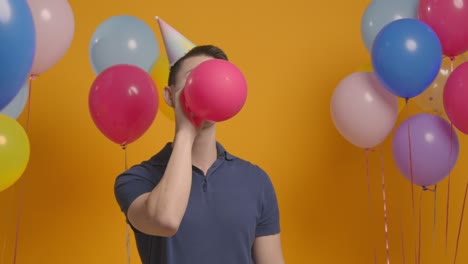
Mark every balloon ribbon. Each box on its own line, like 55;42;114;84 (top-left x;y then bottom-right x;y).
379;146;390;264
453;181;468;264
365;149;378;264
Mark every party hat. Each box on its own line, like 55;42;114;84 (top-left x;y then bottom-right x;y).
155;16;196;66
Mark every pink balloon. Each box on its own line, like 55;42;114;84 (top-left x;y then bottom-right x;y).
183;59;247;122
418;0;468;57
331;72;399;149
89;64;158;146
27;0;75;74
444;62;468;134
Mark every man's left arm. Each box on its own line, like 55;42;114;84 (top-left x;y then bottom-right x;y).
253;234;285;264
253;168;284;263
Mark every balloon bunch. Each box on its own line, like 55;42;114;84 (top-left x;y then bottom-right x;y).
331;0;468;187
87;16;249;146
88;15;159;147
0;0;75;192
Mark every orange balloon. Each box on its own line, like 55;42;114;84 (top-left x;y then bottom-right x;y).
358;62;406;113
150;54;174;121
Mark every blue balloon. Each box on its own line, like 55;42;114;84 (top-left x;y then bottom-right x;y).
372;19;442;99
0;0;36;110
89;15;160;75
361;0;418;52
0;80;29;119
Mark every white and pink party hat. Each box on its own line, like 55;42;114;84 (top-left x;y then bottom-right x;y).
155;16;196;66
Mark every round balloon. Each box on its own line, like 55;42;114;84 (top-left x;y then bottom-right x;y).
88;64;158;145
392;113;459;186
361;0;418;52
0;114;30;192
419;0;468;57
331;72;399;149
0;0;35;110
0;81;29;119
414;55;466;115
444;61;468;134
150;54;174;121
372;18;442;99
27;0;75;74
90;15;159;75
183;59;247;122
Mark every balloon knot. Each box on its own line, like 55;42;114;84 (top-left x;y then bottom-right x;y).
422;186;436;192
29;74;39;81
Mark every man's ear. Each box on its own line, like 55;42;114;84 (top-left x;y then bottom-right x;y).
163;86;175;108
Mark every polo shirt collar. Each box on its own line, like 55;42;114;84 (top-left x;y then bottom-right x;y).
151;142;233;165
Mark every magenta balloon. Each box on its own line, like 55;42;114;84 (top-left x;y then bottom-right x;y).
183;59;247;122
88;64;158;145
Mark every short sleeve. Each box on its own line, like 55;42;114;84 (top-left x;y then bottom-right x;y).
255;170;280;237
114;165;159;217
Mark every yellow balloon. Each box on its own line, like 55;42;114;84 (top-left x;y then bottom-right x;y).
0;114;30;192
150;54;174;121
358;62;373;72
358;62;406;113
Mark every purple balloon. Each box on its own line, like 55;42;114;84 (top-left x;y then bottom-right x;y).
392;113;459;186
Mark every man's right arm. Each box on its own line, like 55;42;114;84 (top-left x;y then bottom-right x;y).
126;131;194;237
126;87;197;237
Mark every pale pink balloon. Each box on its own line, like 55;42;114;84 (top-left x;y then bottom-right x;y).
331;72;399;149
27;0;75;74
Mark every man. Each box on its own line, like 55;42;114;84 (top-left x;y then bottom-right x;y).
114;18;284;264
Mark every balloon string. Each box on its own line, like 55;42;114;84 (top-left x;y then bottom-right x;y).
26;74;37;131
446;175;451;255
418;190;423;264
394;166;406;264
433;184;438;247
450;56;454;73
405;99;415;214
1;237;6;263
379;146;390;264
12;184;23;264
13;74;37;264
126;225;131;264
405;99;418;264
446;122;454;255
453;181;468;264
400;211;406;264
365;149;378;264
122;144;130;264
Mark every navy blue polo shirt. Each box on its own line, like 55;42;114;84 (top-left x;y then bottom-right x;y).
114;142;280;264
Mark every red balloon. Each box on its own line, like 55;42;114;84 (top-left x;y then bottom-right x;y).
183;59;247;122
89;64;158;145
444;62;468;134
418;0;468;56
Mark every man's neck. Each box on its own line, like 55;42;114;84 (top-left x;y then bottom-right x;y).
191;125;217;175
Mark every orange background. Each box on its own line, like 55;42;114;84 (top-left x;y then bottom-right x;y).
2;0;468;263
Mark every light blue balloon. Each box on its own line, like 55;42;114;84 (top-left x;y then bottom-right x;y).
0;80;29;119
89;15;159;75
361;0;419;52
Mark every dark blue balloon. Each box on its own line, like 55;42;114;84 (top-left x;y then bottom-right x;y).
0;0;36;110
372;18;442;99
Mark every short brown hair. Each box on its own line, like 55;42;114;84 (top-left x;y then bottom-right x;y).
168;45;228;86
